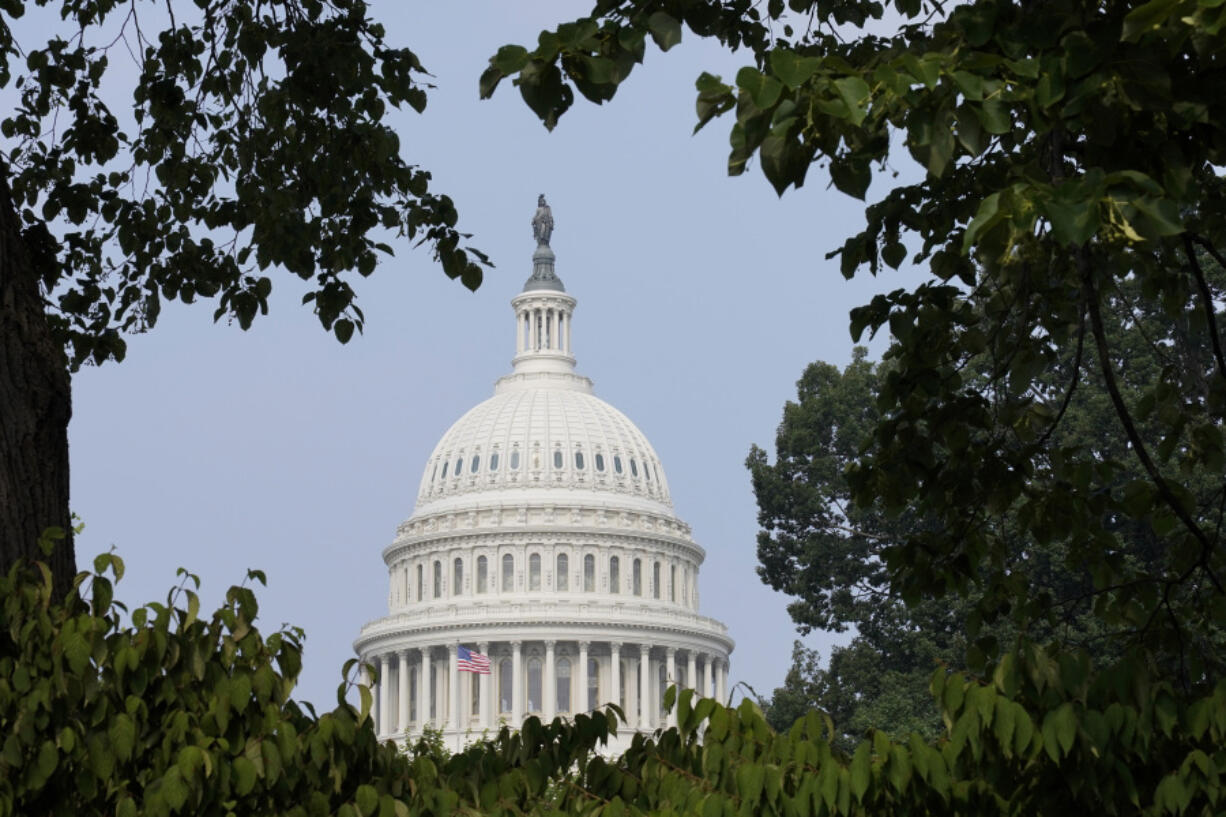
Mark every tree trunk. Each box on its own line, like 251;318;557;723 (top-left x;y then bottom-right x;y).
0;173;74;598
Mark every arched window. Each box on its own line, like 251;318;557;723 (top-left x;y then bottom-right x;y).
553;449;563;469
416;564;424;601
477;556;488;594
527;658;543;712
595;453;605;472
630;459;639;477
490;452;500;471
613;455;623;474
653;562;661;599
529;553;542;590
433;561;442;598
510;450;520;470
454;457;463;475
441;461;448;479
644;462;651;481
502;554;514;592
632;558;642;596
556;553;569;591
609;556;620;594
431;464;438;484
670;565;677;602
575;451;585;470
587;657;600;711
471;454;480;473
583;554;595;592
453;557;463;596
499;659;513;713
556;657;572;713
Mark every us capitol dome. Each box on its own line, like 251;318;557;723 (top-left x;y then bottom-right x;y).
354;197;733;752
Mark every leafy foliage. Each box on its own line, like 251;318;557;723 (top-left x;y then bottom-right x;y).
6;553;1226;817
1;0;489;367
487;0;1226;689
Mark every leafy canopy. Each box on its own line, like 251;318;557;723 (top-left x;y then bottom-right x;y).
486;0;1226;684
1;0;488;367
6;552;1226;817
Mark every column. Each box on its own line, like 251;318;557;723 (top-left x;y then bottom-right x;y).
565;313;572;354
686;651;697;694
610;642;621;717
360;659;375;726
448;641;460;731
716;658;727;702
638;644;651;730
511;641;524;725
544;640;557;721
379;654;392;737
577;641;589;713
419;646;432;728
479;641;492;729
665;648;677;728
699;654;710;699
398;650;411;733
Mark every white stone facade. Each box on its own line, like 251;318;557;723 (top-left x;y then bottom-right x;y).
353;212;733;753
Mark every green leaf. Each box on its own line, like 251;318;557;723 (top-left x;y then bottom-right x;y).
109;714;135;761
833;77;871;126
737;67;783;109
1122;0;1181;40
849;741;871;801
233;755;257;795
647;12;682;51
356;784;379;817
770;49;820;89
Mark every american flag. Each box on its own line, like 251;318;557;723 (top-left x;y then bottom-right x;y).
457;645;490;674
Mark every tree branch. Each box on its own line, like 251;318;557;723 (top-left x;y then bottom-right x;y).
1183;235;1226;384
1080;250;1225;597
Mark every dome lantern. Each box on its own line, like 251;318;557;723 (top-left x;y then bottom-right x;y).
509;195;579;381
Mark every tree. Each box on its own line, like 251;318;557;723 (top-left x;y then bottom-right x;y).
754;245;1224;733
0;0;489;596
487;0;1226;685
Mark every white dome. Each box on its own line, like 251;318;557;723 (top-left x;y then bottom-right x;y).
354;201;730;755
415;379;673;514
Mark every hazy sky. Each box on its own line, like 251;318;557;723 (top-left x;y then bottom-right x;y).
67;2;920;711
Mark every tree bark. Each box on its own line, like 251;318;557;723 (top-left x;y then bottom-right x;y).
0;173;74;598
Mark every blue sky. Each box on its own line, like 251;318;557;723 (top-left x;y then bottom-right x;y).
66;2;918;711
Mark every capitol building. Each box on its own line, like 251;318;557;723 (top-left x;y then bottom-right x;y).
354;199;733;752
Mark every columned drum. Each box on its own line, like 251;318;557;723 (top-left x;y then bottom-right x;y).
353;199;733;754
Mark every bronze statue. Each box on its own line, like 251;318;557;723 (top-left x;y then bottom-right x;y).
532;194;554;247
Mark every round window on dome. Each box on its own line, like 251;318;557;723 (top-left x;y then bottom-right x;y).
510;450;520;470
613;455;623;474
553;450;563;469
575;451;585;470
595;453;605;472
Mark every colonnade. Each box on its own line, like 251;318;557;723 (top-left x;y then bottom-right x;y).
364;639;729;739
517;305;572;356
